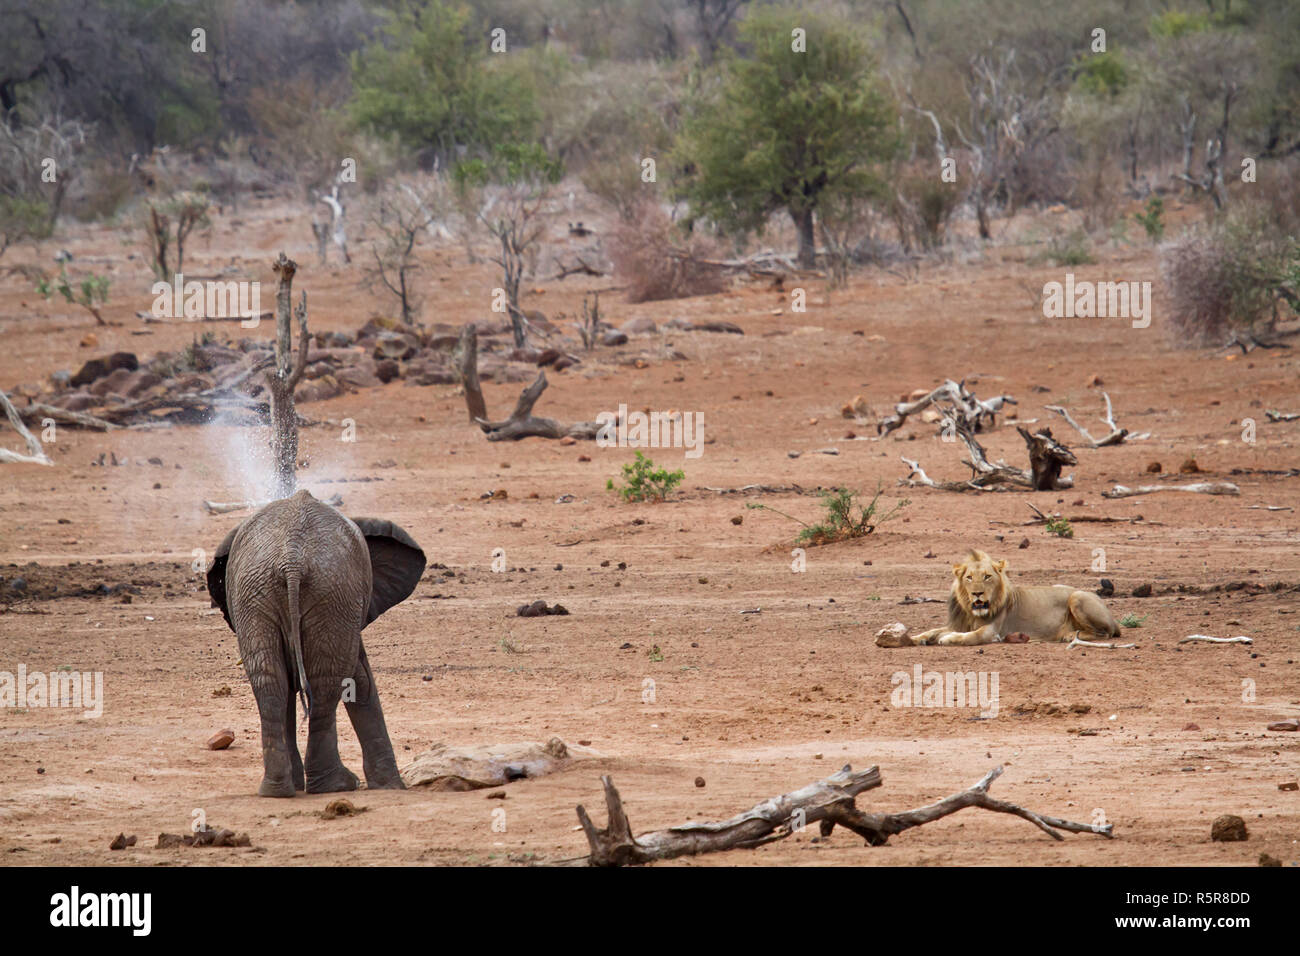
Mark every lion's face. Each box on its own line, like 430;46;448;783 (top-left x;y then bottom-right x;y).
952;550;1011;619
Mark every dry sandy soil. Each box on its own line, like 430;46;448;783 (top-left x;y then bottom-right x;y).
1;197;1297;867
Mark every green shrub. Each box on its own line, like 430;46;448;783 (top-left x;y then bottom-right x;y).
606;452;684;502
1134;196;1164;242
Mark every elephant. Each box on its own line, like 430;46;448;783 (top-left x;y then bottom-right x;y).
206;489;426;797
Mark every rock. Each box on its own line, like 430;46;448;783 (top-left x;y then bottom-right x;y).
691;320;743;335
294;374;342;403
374;358;401;383
730;515;743;525
315;330;354;348
53;392;99;412
80;332;99;348
841;395;872;419
71;352;138;387
1266;719;1299;731
1086;374;1103;387
335;364;382;389
1278;781;1298;791
874;622;911;648
207;729;235;750
372;331;419;360
559;436;576;446
551;355;579;372
121;369;162;398
1210;814;1248;842
1259;853;1282;866
1182;723;1200;731
787;450;801;458
1018;537;1030;549
1145;461;1162;474
401;737;572;790
601;330;628;347
211;685;232;698
517;600;569;617
89;366;136;397
507;347;542;363
1131;583;1153;598
1179;458;1201;474
620;317;658;335
1096;578;1115;597
535;348;563;367
694;777;706;788
108;833;136;850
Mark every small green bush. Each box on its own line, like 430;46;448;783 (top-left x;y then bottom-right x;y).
606;452;684;502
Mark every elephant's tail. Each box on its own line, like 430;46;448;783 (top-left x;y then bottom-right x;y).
285;568;312;720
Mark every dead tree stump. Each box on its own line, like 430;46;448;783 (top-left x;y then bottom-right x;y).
266;254;309;499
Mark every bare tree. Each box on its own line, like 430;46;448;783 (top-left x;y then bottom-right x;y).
363;181;445;325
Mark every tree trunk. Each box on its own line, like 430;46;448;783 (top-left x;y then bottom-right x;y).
792;206;817;269
453;323;487;424
267;254;309;500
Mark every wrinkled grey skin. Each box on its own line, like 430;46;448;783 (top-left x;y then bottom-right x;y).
207;489;426;797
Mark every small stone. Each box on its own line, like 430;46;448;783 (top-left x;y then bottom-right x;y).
207;729;235;750
1182;723;1200;731
1210;814;1248;842
874;622;910;648
730;515;743;525
321;799;361;819
578;740;592;747
1266;719;1299;731
1277;781;1298;791
694;777;706;788
1096;579;1115;597
1018;537;1030;549
1179;458;1201;474
109;833;137;850
1259;853;1282;867
211;685;232;698
1131;583;1153;598
559;436;576;446
1146;461;1162;474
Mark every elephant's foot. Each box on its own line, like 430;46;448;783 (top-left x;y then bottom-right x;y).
364;770;406;791
258;775;297;798
306;764;359;793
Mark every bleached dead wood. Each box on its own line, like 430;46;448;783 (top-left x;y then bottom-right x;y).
899;423;1074;492
17;402;118;431
1178;634;1252;645
878;379;1016;437
573;764;1110;866
318;186;350;264
0;390;53;465
1265;410;1299;422
1068;637;1137;650
1102;482;1239;499
1045;392;1149;446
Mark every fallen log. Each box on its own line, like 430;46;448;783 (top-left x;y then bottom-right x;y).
18;402;118;431
573;764;1110;866
474;372;606;442
1102;482;1239;499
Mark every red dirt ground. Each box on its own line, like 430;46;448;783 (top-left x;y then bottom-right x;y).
1;198;1297;866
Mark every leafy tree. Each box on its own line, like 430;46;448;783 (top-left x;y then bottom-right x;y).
350;0;538;165
673;5;895;268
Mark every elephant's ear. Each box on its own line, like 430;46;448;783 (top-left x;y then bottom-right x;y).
207;526;240;633
351;518;427;627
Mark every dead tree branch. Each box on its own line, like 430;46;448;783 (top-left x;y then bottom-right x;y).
1102;482;1239;499
474;372;606;442
900;423;1075;491
574;764;1110;866
0;390;53;465
266;254;309;498
1045;392;1148;446
878;379;1016;437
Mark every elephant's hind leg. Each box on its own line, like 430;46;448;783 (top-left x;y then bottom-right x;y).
303;679;358;794
238;618;296;798
344;645;405;790
284;694;305;792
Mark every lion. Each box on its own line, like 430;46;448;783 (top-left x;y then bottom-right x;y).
878;549;1119;647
